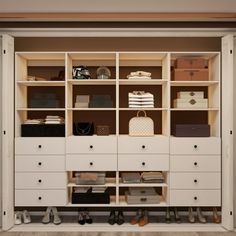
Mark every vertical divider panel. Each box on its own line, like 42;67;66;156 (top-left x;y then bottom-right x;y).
116;52;119;204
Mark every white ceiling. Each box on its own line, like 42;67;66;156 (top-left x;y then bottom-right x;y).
0;0;236;13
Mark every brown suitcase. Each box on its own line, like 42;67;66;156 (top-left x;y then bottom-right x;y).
176;58;208;69
172;69;208;81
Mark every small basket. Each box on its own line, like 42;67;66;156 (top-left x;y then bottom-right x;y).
97;125;110;136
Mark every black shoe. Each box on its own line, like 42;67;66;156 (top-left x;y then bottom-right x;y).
78;211;85;225
108;210;116;225
83;211;93;224
173;208;181;224
165;208;171;223
116;211;125;225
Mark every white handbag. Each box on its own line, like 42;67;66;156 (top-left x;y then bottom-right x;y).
129;110;154;136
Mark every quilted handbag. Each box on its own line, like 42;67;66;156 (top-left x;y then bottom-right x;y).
129;110;154;136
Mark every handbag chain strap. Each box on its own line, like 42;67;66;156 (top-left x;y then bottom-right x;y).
75;123;92;135
137;110;147;117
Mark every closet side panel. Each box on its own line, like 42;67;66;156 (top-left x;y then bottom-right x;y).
0;36;2;228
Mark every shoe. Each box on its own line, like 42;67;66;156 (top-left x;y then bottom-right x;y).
83;211;93;224
15;212;22;225
51;207;62;225
78;211;85;225
22;210;31;224
165;207;171;223
213;207;221;224
130;209;143;225
197;207;206;223
173;208;181;223
139;210;149;227
108;210;116;225
42;207;52;224
188;207;195;223
116;211;125;225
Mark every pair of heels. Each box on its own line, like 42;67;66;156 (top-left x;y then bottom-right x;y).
15;210;31;225
130;209;149;227
188;207;206;223
42;207;61;225
165;207;181;223
78;211;93;225
213;207;221;223
108;210;124;225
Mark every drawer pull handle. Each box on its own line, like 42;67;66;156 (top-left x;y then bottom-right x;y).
194;162;198;166
90;162;93;166
142;162;145;166
194;197;198;200
194;179;198;183
140;197;147;202
38;197;42;200
194;145;198;149
38;162;42;166
38;179;42;183
90;145;93;149
142;145;146;149
38;145;42;148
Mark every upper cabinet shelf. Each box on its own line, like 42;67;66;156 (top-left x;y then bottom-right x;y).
17;81;65;87
67;79;116;85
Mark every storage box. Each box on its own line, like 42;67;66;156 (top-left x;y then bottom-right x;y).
173;98;208;108
129;187;157;196
173;124;210;137
89;95;113;108
176;58;208;69
29;93;60;108
21;124;65;137
172;69;208;81
72;192;110;204
177;91;204;99
75;172;106;185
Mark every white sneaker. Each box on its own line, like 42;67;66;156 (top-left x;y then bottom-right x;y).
22;210;31;224
51;207;62;225
15;212;22;225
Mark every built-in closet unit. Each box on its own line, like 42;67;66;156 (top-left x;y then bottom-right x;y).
0;33;236;231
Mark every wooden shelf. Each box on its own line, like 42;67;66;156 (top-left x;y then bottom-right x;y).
68;178;116;187
67;108;116;111
119;108;167;111
17;81;65;86
170;81;219;87
119;79;167;85
171;108;219;111
67;79;116;85
119;183;168;187
17;108;65;111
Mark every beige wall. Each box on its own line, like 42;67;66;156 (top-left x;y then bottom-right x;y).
0;0;236;13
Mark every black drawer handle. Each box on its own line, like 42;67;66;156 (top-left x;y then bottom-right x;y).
90;145;93;149
90;162;93;166
38;197;42;200
140;197;147;202
142;145;146;149
194;196;198;200
38;145;42;149
38;162;42;166
194;179;198;183
142;162;145;166
194;145;198;149
38;179;42;183
194;162;198;166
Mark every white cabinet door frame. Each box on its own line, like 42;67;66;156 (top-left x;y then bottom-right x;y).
1;34;14;230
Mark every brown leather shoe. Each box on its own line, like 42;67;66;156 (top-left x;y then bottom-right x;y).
213;208;221;224
130;209;142;225
138;210;149;227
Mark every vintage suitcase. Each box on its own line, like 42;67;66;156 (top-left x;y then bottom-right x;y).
177;91;204;99
173;124;210;137
175;58;208;69
21;124;65;137
173;98;208;108
172;69;208;81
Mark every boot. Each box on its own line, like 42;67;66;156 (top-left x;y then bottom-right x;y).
197;207;206;223
188;207;195;223
173;207;181;223
165;207;171;223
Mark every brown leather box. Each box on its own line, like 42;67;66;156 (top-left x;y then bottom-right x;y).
176;58;208;69
173;124;210;137
172;69;209;81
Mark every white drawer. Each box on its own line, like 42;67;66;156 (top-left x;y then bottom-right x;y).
15;155;65;172
15;173;67;189
66;136;117;154
170;190;221;206
15;190;67;206
170;155;221;172
170;173;221;190
15;138;65;155
170;137;220;155
118;136;169;154
66;155;117;171
118;155;169;171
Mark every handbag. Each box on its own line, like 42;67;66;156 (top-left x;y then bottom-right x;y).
73;122;94;136
129;110;154;136
97;125;110;136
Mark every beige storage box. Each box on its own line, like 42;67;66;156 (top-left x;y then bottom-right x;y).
172;69;208;81
177;91;204;99
176;58;208;69
174;98;208;108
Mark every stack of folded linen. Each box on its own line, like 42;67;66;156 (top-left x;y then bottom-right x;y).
121;172;141;183
45;115;64;124
128;91;154;108
141;172;165;183
24;119;43;125
127;71;151;80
